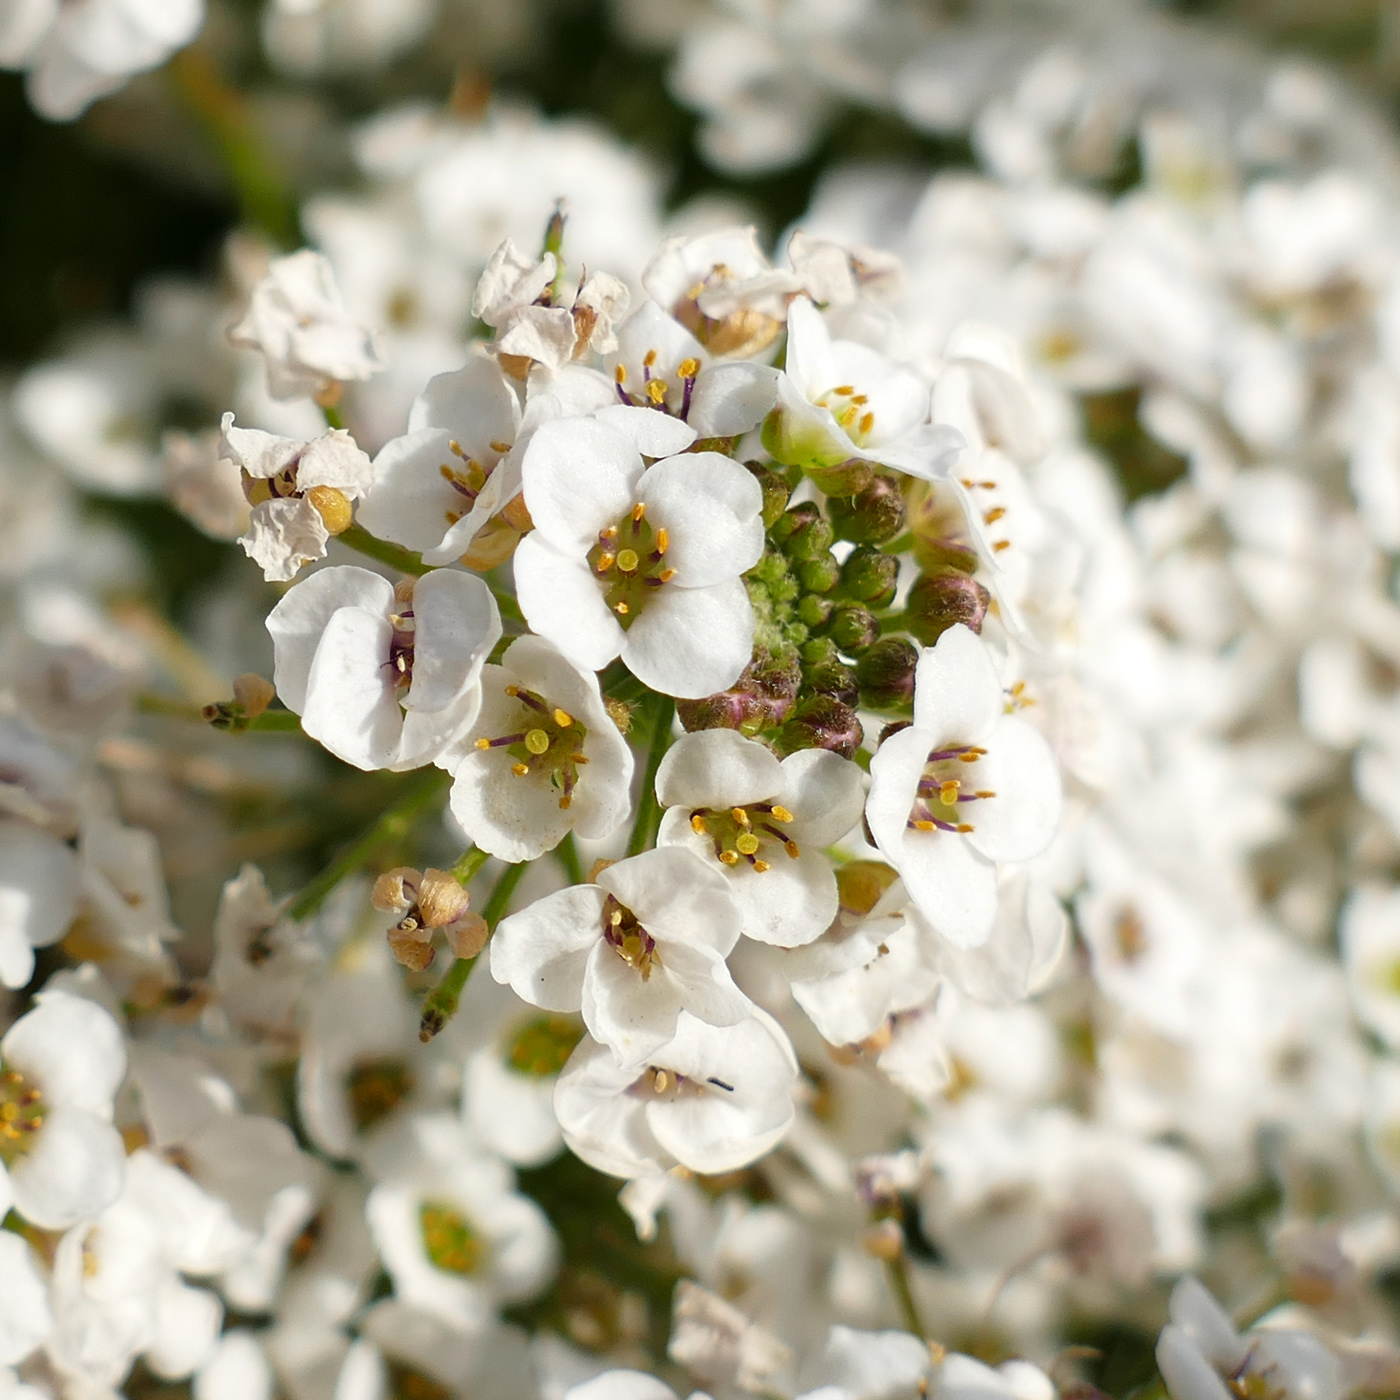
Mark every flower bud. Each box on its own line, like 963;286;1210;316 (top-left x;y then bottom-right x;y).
798;593;834;629
829;475;906;544
856;637;919;711
798;554;841;594
677;651;801;736
914;536;980;574
828;603;879;653
745;461;792;528
801;636;842;668
804;659;859;706
905;567;990;644
776;695;863;759
837;546;898;608
804;457;876;497
772;502;834;561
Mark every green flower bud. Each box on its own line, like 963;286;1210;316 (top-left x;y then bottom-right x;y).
856;637;919;712
905;567;990;644
914;536;980;574
677;650;802;737
745;461;792;528
804;457;876;497
776;695;863;759
828;475;906;545
797;593;834;629
804;660;859;706
801;635;842;668
773;503;834;561
837;546;898;608
798;554;841;594
828;602;880;653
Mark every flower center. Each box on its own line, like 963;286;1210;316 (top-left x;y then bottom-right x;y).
613;352;701;419
586;503;676;629
419;1201;485;1276
0;1065;45;1165
346;1057;414;1135
474;684;589;809
629;1065;735;1102
905;743;995;835
504;1015;584;1077
242;465;352;535
815;383;876;445
438;437;510;527
689;802;798;872
602;894;659;980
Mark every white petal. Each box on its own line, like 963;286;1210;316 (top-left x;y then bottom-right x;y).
241;497;330;583
491;886;607;1012
553;1040;670;1179
9;1106;125;1229
596;847;741;955
899;828;999;949
522;417;641;553
582;939;685;1064
963;717;1062;864
591;405;697;458
688;363;779;438
0;1231;52;1366
622;579;753;699
655;729;783;810
3;989;126;1111
636;453;764;587
729;846;840;948
779;748;867;847
404;570;500;714
514;534;625;673
299;607;403;771
410;356;520;456
865;724;929;858
911;623;1003;743
357;429;465;553
783;297;836;402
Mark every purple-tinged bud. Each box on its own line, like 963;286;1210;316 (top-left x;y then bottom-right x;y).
772;503;834;561
805;660;860;707
798;554;841;594
856;638;919;712
829;475;906;545
914;535;980;574
905;567;990;644
828;603;879;653
745;461;792;528
804;457;875;497
776;695;863;759
838;546;898;608
678;651;801;737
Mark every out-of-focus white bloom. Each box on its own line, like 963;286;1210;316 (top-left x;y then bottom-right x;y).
262;0;435;76
866;624;1062;948
491;846;748;1065
0;988;126;1230
0;0;204;121
162;429;251;541
0;818;79;989
445;634;634;863
515;417;763;696
229;250;386;402
0;1230;51;1366
267;564;500;772
554;1006;798;1177
655;729;866;947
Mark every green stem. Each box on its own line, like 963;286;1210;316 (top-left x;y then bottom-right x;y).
321;403;347;431
884;1253;926;1340
137;695;305;734
450;847;491;886
286;769;447;922
626;694;675;856
418;860;528;1041
555;832;584;885
338;525;431;577
167;47;298;247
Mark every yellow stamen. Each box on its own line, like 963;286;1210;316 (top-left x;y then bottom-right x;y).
656;528;669;554
553;708;574;728
753;860;771;872
511;763;529;776
632;503;646;523
984;506;1006;524
770;805;794;823
678;357;700;378
645;380;667;405
643;350;657;369
614;364;627;384
475;738;492;750
719;850;739;866
615;601;629;615
784;840;800;859
731;807;749;825
833;384;855;395
859;412;874;435
691;814;708;835
658;567;677;584
913;820;936;832
595;551;616;572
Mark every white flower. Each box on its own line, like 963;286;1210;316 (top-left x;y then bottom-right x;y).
267;564;500;772
364;1114;556;1332
1;0;204;121
445;635;634;863
490;847;749;1066
0;1230;51;1366
553;1007;798;1177
763;297;962;480
515;417;764;697
162;429;251;541
229;249;385;402
0;818;78;989
0;988;126;1230
357;356;522;566
654;729;865;948
221;414;376;582
865;625;1062;948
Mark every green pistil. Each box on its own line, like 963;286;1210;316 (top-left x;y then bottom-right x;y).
476;684;588;810
586;504;675;630
420;1201;485;1276
0;1065;44;1166
345;1057;414;1134
505;1015;584;1077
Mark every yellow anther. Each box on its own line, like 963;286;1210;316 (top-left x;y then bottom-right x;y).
449;440;466;457
656;528;669;554
784;840;800;859
736;833;760;856
838;405;859;428
653;1068;669;1092
0;1103;16;1123
984;506;1006;524
770;805;794;823
443;509;461;525
691;814;708;835
719;850;739;866
525;729;550;755
658;567;677;584
614;364;627;384
973;790;996;799
731;807;750;825
851;393;868;405
645;380;667;405
439;464;455;482
595;551;616;572
993;540;1011;553
913;820;936;831
511;763;529;776
753;860;771;872
475;738;492;750
955;823;974;833
678;357;700;378
615;601;630;615
859;412;874;435
939;780;960;806
632;503;646;523
505;685;519;696
643;349;657;369
616;549;640;573
489;440;512;454
553;708;574;728
833;384;855;396
600;524;619;540
559;794;572;810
